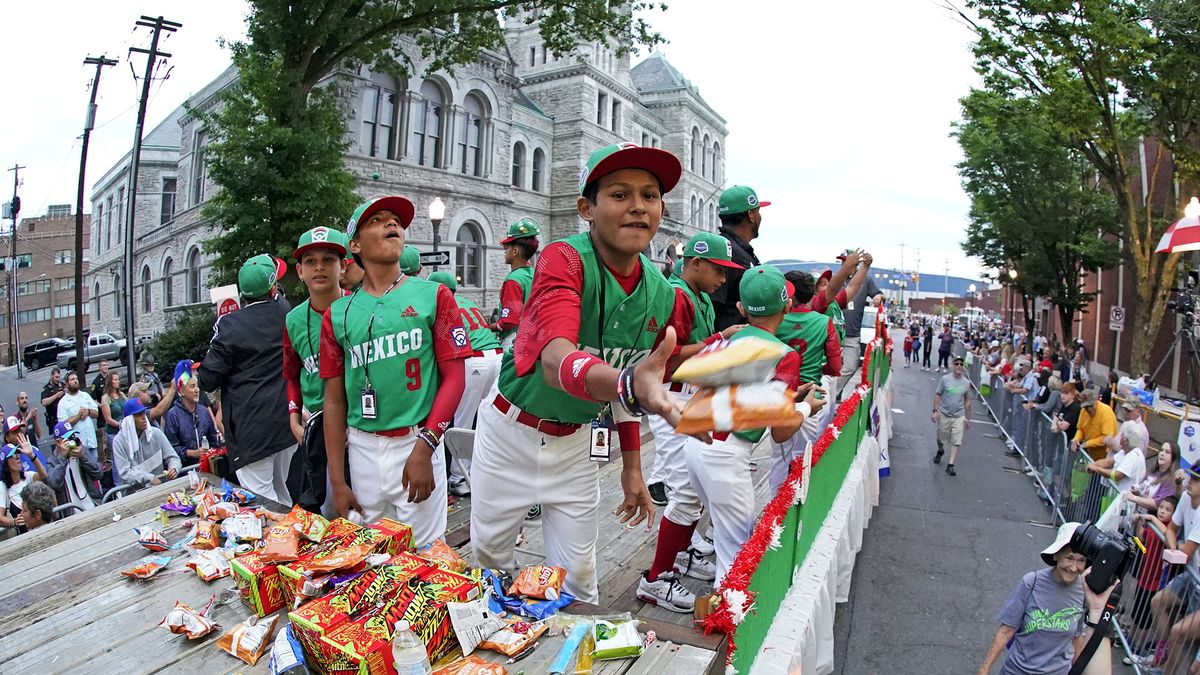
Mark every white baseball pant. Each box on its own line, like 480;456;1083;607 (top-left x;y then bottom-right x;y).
836;336;861;398
449;350;502;482
685;433;756;585
235;444;297;506
646;387;689;488
500;333;516;352
346;427;448;549
469;387;601;603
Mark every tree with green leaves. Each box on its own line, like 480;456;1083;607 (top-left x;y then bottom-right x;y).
956;87;1120;343
960;0;1200;371
200;1;667;287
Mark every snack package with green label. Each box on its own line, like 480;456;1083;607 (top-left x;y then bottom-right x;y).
592;619;644;660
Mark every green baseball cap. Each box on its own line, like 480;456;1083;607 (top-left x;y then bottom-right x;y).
238;253;279;298
400;245;422;275
672;258;684;277
683;232;744;270
579;142;682;196
427;271;457;291
718;186;771;215
739;265;789;316
293;226;349;260
346;196;415;240
500;218;541;245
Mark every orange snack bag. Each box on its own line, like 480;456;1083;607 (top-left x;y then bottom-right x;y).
217;614;279;665
673;382;799;435
193;520;220;550
417;538;467;573
509;565;567;600
479;619;547;656
432;655;509;675
259;522;301;563
302;543;374;575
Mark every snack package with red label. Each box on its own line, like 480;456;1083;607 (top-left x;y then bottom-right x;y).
259;522;301;563
509;565;567;600
187;548;233;582
302;542;374;575
417;538;467;573
121;554;172;579
217;614;279;666
159;597;218;639
135;526;169;552
281;504;329;542
193;520;220;550
479;617;547;656
160;491;195;516
432;655;509;675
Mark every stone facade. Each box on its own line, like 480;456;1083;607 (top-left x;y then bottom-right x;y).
87;17;728;336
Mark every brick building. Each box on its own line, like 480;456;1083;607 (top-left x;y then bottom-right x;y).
88;16;728;337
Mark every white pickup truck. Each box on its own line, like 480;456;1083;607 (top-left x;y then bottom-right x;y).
56;332;133;371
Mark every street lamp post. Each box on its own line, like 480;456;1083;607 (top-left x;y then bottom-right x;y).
428;197;445;270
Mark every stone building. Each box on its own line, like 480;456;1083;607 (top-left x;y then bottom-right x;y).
88;19;728;337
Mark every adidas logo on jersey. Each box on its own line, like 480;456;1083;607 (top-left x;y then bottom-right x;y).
401;305;419;318
645;316;659;333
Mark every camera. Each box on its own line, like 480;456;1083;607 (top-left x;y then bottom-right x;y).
1168;271;1200;316
1071;521;1133;593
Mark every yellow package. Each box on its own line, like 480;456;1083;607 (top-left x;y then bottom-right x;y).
674;382;798;435
671;337;789;386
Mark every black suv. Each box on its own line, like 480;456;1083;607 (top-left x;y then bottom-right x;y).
23;337;73;370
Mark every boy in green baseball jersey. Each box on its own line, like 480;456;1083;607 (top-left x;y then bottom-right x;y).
427;271;501;497
400;245;422;277
684;265;825;584
469;143;688;603
283;226;348;514
489;218;540;351
320;196;472;548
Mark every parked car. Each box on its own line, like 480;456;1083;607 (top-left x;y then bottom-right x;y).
23;338;74;370
56;332;135;371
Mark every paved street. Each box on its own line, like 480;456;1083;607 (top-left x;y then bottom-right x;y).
0;361;125;449
832;362;1131;674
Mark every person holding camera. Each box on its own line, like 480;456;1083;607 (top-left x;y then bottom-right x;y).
978;522;1119;675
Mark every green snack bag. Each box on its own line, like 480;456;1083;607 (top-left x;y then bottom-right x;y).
592;620;643;660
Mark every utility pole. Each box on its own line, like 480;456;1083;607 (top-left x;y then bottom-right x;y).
942;257;949;320
75;55;118;385
6;165;25;372
123;15;181;380
899;244;906;309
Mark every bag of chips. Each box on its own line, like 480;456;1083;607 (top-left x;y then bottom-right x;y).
303;542;374;575
208;501;242;521
432;656;509;675
135;526;169;552
268;624;308;675
509;565;567;600
418;538;467;573
222;479;256;505
479;618;547;656
218;614;279;666
259;522;301;563
160;491;195;516
674;381;799;435
671;336;790;386
159;598;218;639
222;514;264;542
446;596;507;655
121;554;172;579
193;520;220;550
187;548;233;582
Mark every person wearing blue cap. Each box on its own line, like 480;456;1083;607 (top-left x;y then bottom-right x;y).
43;420;103;510
111;397;181;489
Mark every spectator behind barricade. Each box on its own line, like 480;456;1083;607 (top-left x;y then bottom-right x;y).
1085;420;1147;492
98;370;126;447
17;481;55;531
1125;442;1183;515
163;361;221;468
1053;383;1082;442
44;421;101;510
1099;371;1119;409
1126;494;1178;662
40;367;66;435
127;379;176;426
978;522;1118;675
57;371;99;465
111;398;181;489
1006;360;1041;399
1073;389;1117;461
1;420;50;533
1152;467;1200;672
1066;350;1091;388
1025;375;1063;417
138;353;163;400
16;392;42;449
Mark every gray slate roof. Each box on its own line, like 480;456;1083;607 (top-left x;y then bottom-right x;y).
631;52;689;92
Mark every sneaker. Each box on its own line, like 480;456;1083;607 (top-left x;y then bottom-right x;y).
636;571;696;613
674;548;717;581
690;531;715;557
933;450;944;464
448;478;471;498
1005;449;1022;458
525;504;542;521
648;482;668;506
946;464;957;476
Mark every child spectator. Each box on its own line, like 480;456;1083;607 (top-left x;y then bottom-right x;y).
1126;495;1178;665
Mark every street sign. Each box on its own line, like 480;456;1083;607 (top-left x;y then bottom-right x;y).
1109;306;1125;332
419;250;451;266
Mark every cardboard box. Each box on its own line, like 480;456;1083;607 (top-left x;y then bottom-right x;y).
230;539;320;617
320;567;480;673
279;519;415;608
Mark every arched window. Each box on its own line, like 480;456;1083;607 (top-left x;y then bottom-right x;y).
708;203;715;230
93;282;101;321
455;222;483;287
532;148;545;192
690;128;700;173
162;257;174;308
459;93;486;177
702;133;711;180
411;80;444;167
187;247;202;304
511;142;526;188
690;195;698;224
113;272;123;318
360;75;401;159
713;142;723;184
141;264;152;313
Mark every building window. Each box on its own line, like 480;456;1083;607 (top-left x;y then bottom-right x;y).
511;142;526;188
187;247;202;304
105;195;113;250
161;178;177;225
541;45;547;64
192;130;209;204
55;250;71;264
17;279;50;296
0;254;33;271
360;83;398;159
529;46;536;67
94;205;102;255
16;308;50;325
93;282;100;320
713;142;723;183
455;222;483;287
691;195;698;224
611;100;621;133
410;80;444;168
597;92;607;126
532;148;545;192
55;277;75;291
702;133;711;179
691;128;700;173
163;257;174;308
459;93;485;177
113;273;123;318
141;265;152;314
54;304;76;319
116;186;125;243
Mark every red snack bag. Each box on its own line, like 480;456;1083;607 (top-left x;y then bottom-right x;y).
259;522;301;563
159;597;218;639
509;565;567;600
217;614;279;665
432;655;509;675
121;554;172;579
193;520;220;550
417;538;467;573
302;543;374;575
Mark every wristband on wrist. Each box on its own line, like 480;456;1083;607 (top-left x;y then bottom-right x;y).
616;366;644;417
417;427;442;449
797;401;813;420
558;351;605;401
703;333;723;346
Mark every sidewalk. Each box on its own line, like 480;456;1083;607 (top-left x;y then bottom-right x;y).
832;362;1123;673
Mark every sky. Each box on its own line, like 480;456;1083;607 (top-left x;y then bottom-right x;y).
0;0;984;279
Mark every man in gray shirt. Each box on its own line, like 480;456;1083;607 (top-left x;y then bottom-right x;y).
112;398;181;489
932;356;971;476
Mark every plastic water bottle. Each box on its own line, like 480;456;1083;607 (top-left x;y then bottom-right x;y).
391;621;431;675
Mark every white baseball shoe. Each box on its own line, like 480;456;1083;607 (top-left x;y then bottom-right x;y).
674;548;717;581
690;530;715;557
636;571;695;613
448;478;471;497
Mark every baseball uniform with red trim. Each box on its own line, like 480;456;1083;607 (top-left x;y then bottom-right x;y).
496;265;533;350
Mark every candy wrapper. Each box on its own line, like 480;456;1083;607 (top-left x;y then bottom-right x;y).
160;491;195;516
159;596;218;639
479;617;547;656
193;520;220;550
221;479;256;505
432;655;509;675
222;513;264;542
121;554;172;579
592;619;643;660
509;565;567;600
217;614;279;666
671;336;790;386
135;526;169;552
674;381;799;435
187;548;233;582
418;538;467;573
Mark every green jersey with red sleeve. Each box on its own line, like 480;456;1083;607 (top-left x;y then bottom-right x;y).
455;295;500;353
729;324;801;444
496;265;534;341
776;307;842;385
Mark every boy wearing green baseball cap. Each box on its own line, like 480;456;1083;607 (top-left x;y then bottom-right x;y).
712;185;771;331
489;218;542;350
683;265;826;585
469;142;686;604
400;245;422;277
319;196;472;548
283;226;349;514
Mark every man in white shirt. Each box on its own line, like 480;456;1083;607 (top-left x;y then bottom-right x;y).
56;372;100;464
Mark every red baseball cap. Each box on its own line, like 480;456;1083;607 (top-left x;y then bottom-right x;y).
817;269;833;282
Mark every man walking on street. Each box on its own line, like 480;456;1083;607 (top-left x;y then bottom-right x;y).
933;356;971;476
711;185;769;331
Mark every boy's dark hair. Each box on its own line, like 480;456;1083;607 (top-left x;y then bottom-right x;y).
1163;495;1180;509
581;175;665;205
508;239;538;260
719;212;749;228
784;270;816;304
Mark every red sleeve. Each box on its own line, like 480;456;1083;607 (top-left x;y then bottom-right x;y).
773;350;801;392
823;318;842;376
513;243;584;376
425;359;465;434
432;285;473;363
669;288;696;345
836;289;848;309
811;292;829;313
319;308;344;378
617;420;641;453
282;324;303;412
496;279;525;331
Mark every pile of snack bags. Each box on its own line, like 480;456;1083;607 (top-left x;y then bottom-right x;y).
672;336;802;435
134;476;649;673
